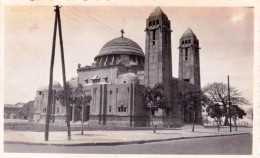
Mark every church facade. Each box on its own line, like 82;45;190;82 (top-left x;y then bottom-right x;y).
33;7;202;127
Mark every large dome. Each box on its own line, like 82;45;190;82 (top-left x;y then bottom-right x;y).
94;37;144;60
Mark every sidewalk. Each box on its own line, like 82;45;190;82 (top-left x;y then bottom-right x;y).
4;125;252;146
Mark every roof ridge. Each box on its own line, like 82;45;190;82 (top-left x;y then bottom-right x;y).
150;6;165;15
183;27;195;35
182;27;197;37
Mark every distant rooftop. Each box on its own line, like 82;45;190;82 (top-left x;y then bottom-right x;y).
4;104;24;108
150;7;166;16
182;27;197;37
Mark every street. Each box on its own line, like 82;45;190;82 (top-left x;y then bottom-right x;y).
4;134;252;155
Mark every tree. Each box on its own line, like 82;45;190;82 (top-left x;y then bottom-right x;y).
143;83;167;133
230;105;246;131
206;103;224;131
55;82;73;140
177;90;208;132
203;82;249;126
73;84;92;135
55;82;74;108
56;83;92;135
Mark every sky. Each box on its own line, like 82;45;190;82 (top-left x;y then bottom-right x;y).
4;6;254;110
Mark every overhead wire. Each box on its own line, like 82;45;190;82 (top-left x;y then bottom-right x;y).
71;6;144;45
61;7;117;40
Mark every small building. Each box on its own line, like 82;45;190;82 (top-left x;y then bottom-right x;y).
33;81;68;123
4;103;29;120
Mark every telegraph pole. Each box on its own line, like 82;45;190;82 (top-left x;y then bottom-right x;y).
228;75;232;132
45;5;71;141
56;6;71;140
45;9;58;141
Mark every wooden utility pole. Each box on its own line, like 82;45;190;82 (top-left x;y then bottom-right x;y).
45;5;71;141
56;5;71;140
228;75;232;132
45;10;58;141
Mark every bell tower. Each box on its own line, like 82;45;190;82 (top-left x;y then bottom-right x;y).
178;28;201;87
144;7;172;95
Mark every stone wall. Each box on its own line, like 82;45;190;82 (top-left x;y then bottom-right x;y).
78;66;118;84
33;88;68;123
86;83;147;127
171;77;202;124
78;65;144;85
32;79;201;127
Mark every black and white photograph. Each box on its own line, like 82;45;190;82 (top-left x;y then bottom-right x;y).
2;0;259;157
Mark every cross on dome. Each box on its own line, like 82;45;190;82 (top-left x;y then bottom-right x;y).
121;29;124;37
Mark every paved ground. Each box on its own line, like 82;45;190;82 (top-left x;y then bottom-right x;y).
4;134;252;154
4;125;252;146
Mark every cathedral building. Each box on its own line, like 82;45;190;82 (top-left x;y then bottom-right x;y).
33;7;202;127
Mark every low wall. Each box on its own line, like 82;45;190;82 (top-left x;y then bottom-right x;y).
89;115;148;127
150;117;183;128
39;114;67;124
88;114;183;127
4;121;180;132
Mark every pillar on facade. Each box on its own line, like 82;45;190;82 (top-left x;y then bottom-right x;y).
104;55;108;66
96;57;100;66
99;56;104;66
111;54;115;65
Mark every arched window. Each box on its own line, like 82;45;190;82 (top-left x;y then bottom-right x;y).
118;105;127;112
152;30;156;45
185;48;188;61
